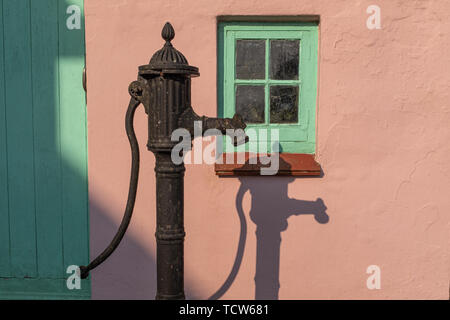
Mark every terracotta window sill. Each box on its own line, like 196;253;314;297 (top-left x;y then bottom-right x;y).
215;153;322;177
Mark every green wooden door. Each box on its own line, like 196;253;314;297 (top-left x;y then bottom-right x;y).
0;0;89;299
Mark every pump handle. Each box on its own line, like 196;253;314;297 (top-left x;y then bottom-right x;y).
80;97;141;279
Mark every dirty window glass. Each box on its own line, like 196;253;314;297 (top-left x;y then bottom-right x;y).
270;86;299;123
270;40;299;80
236;85;265;123
235;40;265;79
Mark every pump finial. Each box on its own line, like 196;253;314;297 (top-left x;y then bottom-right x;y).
162;22;175;43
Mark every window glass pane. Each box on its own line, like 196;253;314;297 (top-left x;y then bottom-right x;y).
270;40;299;80
270;86;299;123
236;40;265;79
236;85;265;124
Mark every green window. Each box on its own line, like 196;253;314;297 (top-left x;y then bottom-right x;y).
218;22;318;154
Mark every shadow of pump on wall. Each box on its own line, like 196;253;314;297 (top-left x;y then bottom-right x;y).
209;157;329;300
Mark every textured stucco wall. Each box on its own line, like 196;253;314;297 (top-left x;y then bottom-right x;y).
84;0;450;299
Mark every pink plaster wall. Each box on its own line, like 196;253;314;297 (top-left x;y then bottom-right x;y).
84;0;450;299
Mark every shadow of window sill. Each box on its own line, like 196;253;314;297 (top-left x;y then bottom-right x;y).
215;153;322;177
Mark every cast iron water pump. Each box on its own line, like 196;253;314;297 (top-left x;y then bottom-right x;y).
80;22;247;299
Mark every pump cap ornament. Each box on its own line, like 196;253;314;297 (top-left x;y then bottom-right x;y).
140;22;199;76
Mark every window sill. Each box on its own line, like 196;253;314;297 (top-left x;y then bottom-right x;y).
214;153;321;177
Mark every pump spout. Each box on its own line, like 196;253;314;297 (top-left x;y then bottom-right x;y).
178;106;249;146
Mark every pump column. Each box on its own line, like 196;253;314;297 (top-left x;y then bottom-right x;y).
154;152;186;300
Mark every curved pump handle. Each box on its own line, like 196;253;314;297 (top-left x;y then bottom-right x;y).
79;82;144;279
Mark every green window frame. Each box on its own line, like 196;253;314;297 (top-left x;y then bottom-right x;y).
218;22;318;154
